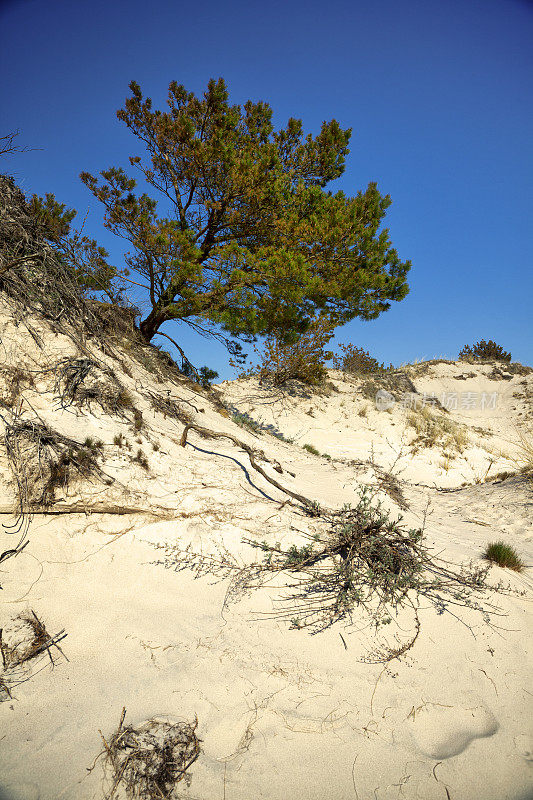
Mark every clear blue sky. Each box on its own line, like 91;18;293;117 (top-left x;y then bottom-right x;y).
1;0;532;377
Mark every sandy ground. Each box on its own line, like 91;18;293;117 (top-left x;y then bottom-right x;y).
0;300;532;800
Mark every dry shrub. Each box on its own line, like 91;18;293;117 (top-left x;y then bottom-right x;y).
100;709;201;799
2;415;105;513
155;488;499;662
54;357;136;417
143;390;195;426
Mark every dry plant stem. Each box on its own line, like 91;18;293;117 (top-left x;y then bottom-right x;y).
180;423;316;510
0;503;177;515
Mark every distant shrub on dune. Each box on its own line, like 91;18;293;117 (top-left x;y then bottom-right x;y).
459;340;511;362
331;344;389;375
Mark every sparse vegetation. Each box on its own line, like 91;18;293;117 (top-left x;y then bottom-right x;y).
53;357;139;417
156;488;496;660
2;415;106;520
483;541;524;571
240;316;335;387
459;339;512;363
407;405;468;453
303;443;320;456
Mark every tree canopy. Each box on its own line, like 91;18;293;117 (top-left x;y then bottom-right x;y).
81;78;411;347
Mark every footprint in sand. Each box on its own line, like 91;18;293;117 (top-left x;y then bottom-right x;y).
410;703;498;759
514;734;533;763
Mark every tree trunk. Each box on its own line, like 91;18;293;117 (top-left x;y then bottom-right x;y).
139;309;167;342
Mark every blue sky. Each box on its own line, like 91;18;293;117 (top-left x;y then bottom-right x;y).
1;0;532;378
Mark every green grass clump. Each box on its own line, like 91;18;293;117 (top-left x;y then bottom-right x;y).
231;411;263;434
303;443;320;456
483;541;524;571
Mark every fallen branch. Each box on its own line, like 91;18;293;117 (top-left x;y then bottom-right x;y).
180;422;317;511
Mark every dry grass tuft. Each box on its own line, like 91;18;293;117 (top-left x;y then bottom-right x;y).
99;708;201;799
0;610;67;700
407;405;468;453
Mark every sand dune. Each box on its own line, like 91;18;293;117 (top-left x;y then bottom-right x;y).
1;299;531;800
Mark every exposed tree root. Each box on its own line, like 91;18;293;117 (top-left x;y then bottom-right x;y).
179;422;318;511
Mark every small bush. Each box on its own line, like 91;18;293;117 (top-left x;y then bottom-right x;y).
459;340;511;363
303;443;320;456
331;344;390;375
483;541;524;571
245;316;335;387
180;360;219;389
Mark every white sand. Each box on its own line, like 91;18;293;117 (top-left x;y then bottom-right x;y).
1;300;532;800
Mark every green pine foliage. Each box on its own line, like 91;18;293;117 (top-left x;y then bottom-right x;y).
28;192;119;300
459;340;511;362
81;78;411;348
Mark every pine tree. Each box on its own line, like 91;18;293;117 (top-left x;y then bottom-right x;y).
81;78;411;348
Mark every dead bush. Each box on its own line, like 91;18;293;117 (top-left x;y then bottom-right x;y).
99;708;201;799
0;366;35;409
2;415;105;513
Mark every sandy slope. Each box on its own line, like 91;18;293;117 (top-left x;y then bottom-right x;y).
0;301;532;800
